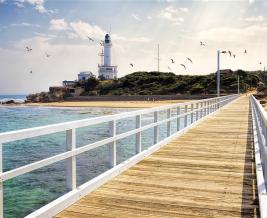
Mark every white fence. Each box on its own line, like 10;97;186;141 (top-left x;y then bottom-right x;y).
0;95;238;218
250;96;267;218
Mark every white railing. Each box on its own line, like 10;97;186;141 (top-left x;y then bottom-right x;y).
0;94;238;218
250;95;267;217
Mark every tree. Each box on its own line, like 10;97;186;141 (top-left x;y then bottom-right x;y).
84;76;99;91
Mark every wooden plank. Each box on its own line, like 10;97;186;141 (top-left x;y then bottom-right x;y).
56;96;259;218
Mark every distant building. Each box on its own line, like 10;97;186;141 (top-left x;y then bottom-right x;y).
78;71;94;81
218;69;234;77
98;34;118;79
62;80;75;87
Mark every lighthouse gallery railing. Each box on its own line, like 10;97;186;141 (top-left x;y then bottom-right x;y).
0;94;238;218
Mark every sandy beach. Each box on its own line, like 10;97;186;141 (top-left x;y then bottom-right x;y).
25;100;190;108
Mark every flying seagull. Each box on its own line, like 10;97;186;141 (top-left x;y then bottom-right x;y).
26;46;32;52
130;63;134;67
87;36;94;42
244;50;247;54
187;57;193;63
259;62;262;65
233;54;236;58
171;59;175;64
221;51;227;54
228;51;232;57
200;41;206;46
29;70;33;74
45;52;51;58
180;64;186;70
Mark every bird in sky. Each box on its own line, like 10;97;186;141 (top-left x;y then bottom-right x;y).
29;70;33;74
186;57;193;63
45;52;51;58
87;36;94;42
244;50;247;54
26;46;32;52
259;62;262;65
130;63;134;67
221;51;227;54
233;54;236;58
180;64;186;70
228;51;232;57
200;41;206;46
171;59;175;64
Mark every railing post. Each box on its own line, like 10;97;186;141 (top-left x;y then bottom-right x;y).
190;103;194;124
200;102;203;118
109;120;116;167
204;101;207;116
154;111;159;144
167;109;171;137
66;129;76;191
135;115;141;154
177;107;180;131
184;105;188;127
0;143;2;218
196;103;199;120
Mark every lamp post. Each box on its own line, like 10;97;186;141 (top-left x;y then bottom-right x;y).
217;50;220;97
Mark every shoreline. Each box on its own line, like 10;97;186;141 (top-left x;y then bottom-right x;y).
23;100;190;108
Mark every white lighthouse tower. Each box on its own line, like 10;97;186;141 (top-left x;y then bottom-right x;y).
98;34;118;79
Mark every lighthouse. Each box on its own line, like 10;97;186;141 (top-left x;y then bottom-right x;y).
98;34;118;79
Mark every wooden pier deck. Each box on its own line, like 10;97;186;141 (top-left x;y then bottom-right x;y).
56;96;259;217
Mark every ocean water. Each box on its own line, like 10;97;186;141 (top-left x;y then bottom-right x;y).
0;96;186;217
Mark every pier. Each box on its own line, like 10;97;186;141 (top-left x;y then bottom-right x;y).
0;95;266;217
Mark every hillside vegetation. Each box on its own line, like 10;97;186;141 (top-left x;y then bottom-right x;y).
81;70;261;96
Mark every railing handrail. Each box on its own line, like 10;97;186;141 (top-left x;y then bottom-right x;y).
250;95;267;218
0;95;236;144
0;94;238;218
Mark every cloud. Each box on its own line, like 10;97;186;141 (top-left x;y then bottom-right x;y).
69;21;106;39
160;6;185;24
11;22;40;27
132;14;141;21
198;25;267;44
14;0;55;13
49;19;68;31
180;8;189;12
249;0;255;4
245;15;264;22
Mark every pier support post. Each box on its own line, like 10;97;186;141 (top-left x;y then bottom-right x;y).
109;120;116;167
167;109;171;137
184;105;188;127
135;115;141;154
154;111;159;144
66;129;76;191
177;107;180;131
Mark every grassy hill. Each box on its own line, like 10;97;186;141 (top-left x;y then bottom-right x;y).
81;69;262;96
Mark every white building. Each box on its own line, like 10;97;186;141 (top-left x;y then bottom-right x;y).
98;34;118;79
78;71;94;81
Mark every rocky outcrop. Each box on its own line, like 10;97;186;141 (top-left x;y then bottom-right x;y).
26;87;69;103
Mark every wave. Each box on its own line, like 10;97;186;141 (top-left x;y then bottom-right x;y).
0;95;26;104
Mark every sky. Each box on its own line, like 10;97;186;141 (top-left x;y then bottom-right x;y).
0;0;267;94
